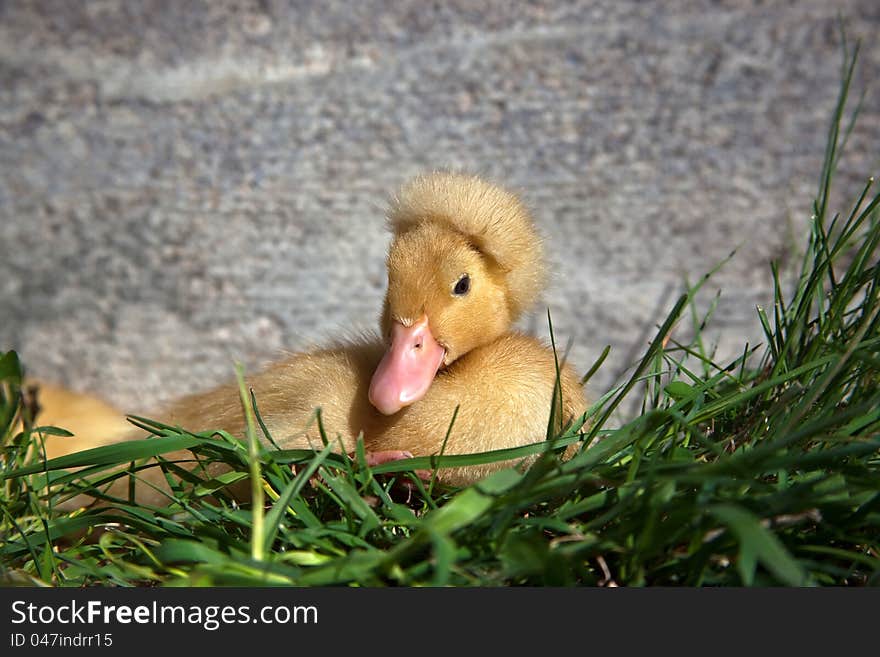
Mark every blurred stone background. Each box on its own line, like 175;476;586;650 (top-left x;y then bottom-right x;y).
1;1;878;414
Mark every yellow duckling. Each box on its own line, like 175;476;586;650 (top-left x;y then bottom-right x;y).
160;172;588;484
32;172;588;502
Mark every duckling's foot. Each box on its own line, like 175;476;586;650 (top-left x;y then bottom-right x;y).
361;450;432;482
291;450;426;489
363;450;413;467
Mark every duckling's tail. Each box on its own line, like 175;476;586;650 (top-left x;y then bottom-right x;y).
17;380;132;459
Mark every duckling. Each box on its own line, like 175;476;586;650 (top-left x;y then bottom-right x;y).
159;172;588;485
38;172;589;504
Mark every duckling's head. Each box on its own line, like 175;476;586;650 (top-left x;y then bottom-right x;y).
369;172;545;415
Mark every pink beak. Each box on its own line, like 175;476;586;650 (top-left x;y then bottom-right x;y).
369;315;446;415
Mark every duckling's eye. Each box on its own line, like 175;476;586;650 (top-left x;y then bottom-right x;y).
453;274;471;296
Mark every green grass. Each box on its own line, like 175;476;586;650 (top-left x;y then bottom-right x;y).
1;42;878;587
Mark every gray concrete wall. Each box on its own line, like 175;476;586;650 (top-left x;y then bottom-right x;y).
1;1;878;414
